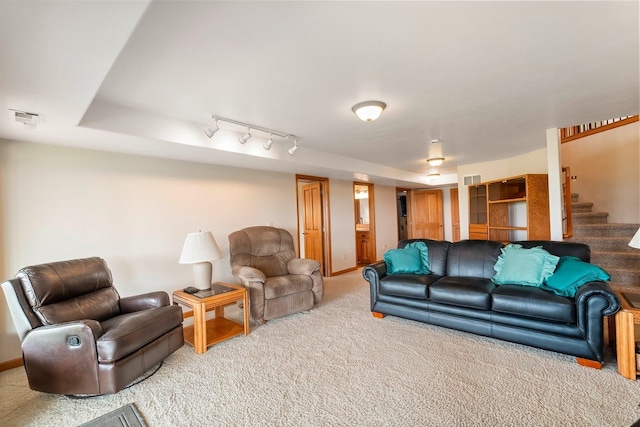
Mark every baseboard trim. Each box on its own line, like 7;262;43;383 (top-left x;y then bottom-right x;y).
0;357;23;372
330;266;358;276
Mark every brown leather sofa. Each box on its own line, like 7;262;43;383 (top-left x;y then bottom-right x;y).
229;226;323;323
1;257;184;395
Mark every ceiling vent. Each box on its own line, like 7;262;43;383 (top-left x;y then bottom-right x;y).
463;174;482;186
9;109;39;128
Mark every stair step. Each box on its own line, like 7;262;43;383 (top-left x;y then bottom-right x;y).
571;202;593;213
572;212;609;224
590;251;640;270
565;236;638;252
607;268;640;292
571;193;580;202
571;223;640;238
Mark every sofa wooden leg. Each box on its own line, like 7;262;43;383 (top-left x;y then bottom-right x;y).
372;312;385;319
577;358;602;369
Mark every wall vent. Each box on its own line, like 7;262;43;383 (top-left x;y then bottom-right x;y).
463;174;482;186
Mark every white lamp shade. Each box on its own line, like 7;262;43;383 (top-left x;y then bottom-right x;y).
179;231;222;264
630;227;640;249
352;101;386;122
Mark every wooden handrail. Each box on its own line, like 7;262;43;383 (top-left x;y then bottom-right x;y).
560;115;638;143
562;166;572;239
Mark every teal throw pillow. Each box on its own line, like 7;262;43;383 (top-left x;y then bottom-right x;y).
541;256;610;297
405;241;430;274
492;243;559;287
384;246;423;275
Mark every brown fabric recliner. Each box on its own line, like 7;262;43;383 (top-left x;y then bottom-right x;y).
1;257;184;395
229;226;323;323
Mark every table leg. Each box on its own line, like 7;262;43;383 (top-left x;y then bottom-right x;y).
616;310;637;380
193;302;207;354
243;290;250;336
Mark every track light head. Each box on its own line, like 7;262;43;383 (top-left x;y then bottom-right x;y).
238;128;251;144
204;118;219;138
288;139;299;156
263;134;274;150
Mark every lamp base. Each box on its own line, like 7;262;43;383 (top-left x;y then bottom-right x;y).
192;262;212;290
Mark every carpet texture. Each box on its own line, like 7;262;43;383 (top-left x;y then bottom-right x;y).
1;270;639;426
79;403;146;427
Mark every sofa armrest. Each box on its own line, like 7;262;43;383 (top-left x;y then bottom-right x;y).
362;261;388;311
232;266;266;283
22;320;103;394
120;291;169;313
575;282;620;318
287;258;320;276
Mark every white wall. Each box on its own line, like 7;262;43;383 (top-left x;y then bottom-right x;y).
373;185;399;260
0;140;301;362
457;148;549;239
329;180;356;272
561;121;639;223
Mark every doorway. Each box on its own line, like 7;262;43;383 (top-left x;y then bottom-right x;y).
295;175;331;276
404;189;444;240
354;182;376;266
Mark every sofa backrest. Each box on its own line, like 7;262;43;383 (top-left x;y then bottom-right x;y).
446;240;504;279
398;239;451;276
513;240;591;262
16;257;121;325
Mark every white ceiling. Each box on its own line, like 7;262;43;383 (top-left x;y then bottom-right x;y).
1;1;638;187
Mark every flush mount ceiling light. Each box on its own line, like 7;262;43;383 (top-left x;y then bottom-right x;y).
427;172;440;178
351;100;386;122
204;115;299;155
204;118;219;138
426;157;445;167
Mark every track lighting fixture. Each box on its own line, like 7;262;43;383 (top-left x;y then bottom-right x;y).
204;118;219;138
264;134;274;150
203;115;299;155
288;139;299;156
238;128;252;144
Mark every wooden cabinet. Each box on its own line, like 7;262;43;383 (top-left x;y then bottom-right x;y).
468;184;488;239
356;230;373;265
469;174;550;242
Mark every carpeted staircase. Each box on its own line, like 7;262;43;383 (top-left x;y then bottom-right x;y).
565;193;640;291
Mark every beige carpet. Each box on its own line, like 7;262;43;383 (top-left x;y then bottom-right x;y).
1;270;638;426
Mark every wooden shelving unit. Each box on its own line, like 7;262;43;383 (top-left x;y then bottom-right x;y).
468;184;488;239
469;174;550;242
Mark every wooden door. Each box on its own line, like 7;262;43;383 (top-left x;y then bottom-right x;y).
408;189;444;239
302;182;324;268
450;188;460;242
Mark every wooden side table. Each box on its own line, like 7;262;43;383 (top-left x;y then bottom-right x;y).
612;291;640;380
172;283;250;354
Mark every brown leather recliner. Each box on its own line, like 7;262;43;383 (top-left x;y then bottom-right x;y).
229;226;323;323
1;257;184;395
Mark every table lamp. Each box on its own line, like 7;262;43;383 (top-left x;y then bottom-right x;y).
179;231;223;290
630;227;640;249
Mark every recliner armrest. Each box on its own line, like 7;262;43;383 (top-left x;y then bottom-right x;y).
120;291;169;313
232;266;266;283
22;320;103;394
287;258;320;276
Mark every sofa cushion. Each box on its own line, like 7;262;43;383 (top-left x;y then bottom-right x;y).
446;240;503;279
97;305;183;363
399;239;451;276
541;256;610;297
379;274;439;299
429;277;496;309
384;246;425;275
405;241;430;273
492;285;576;323
492;244;559;287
